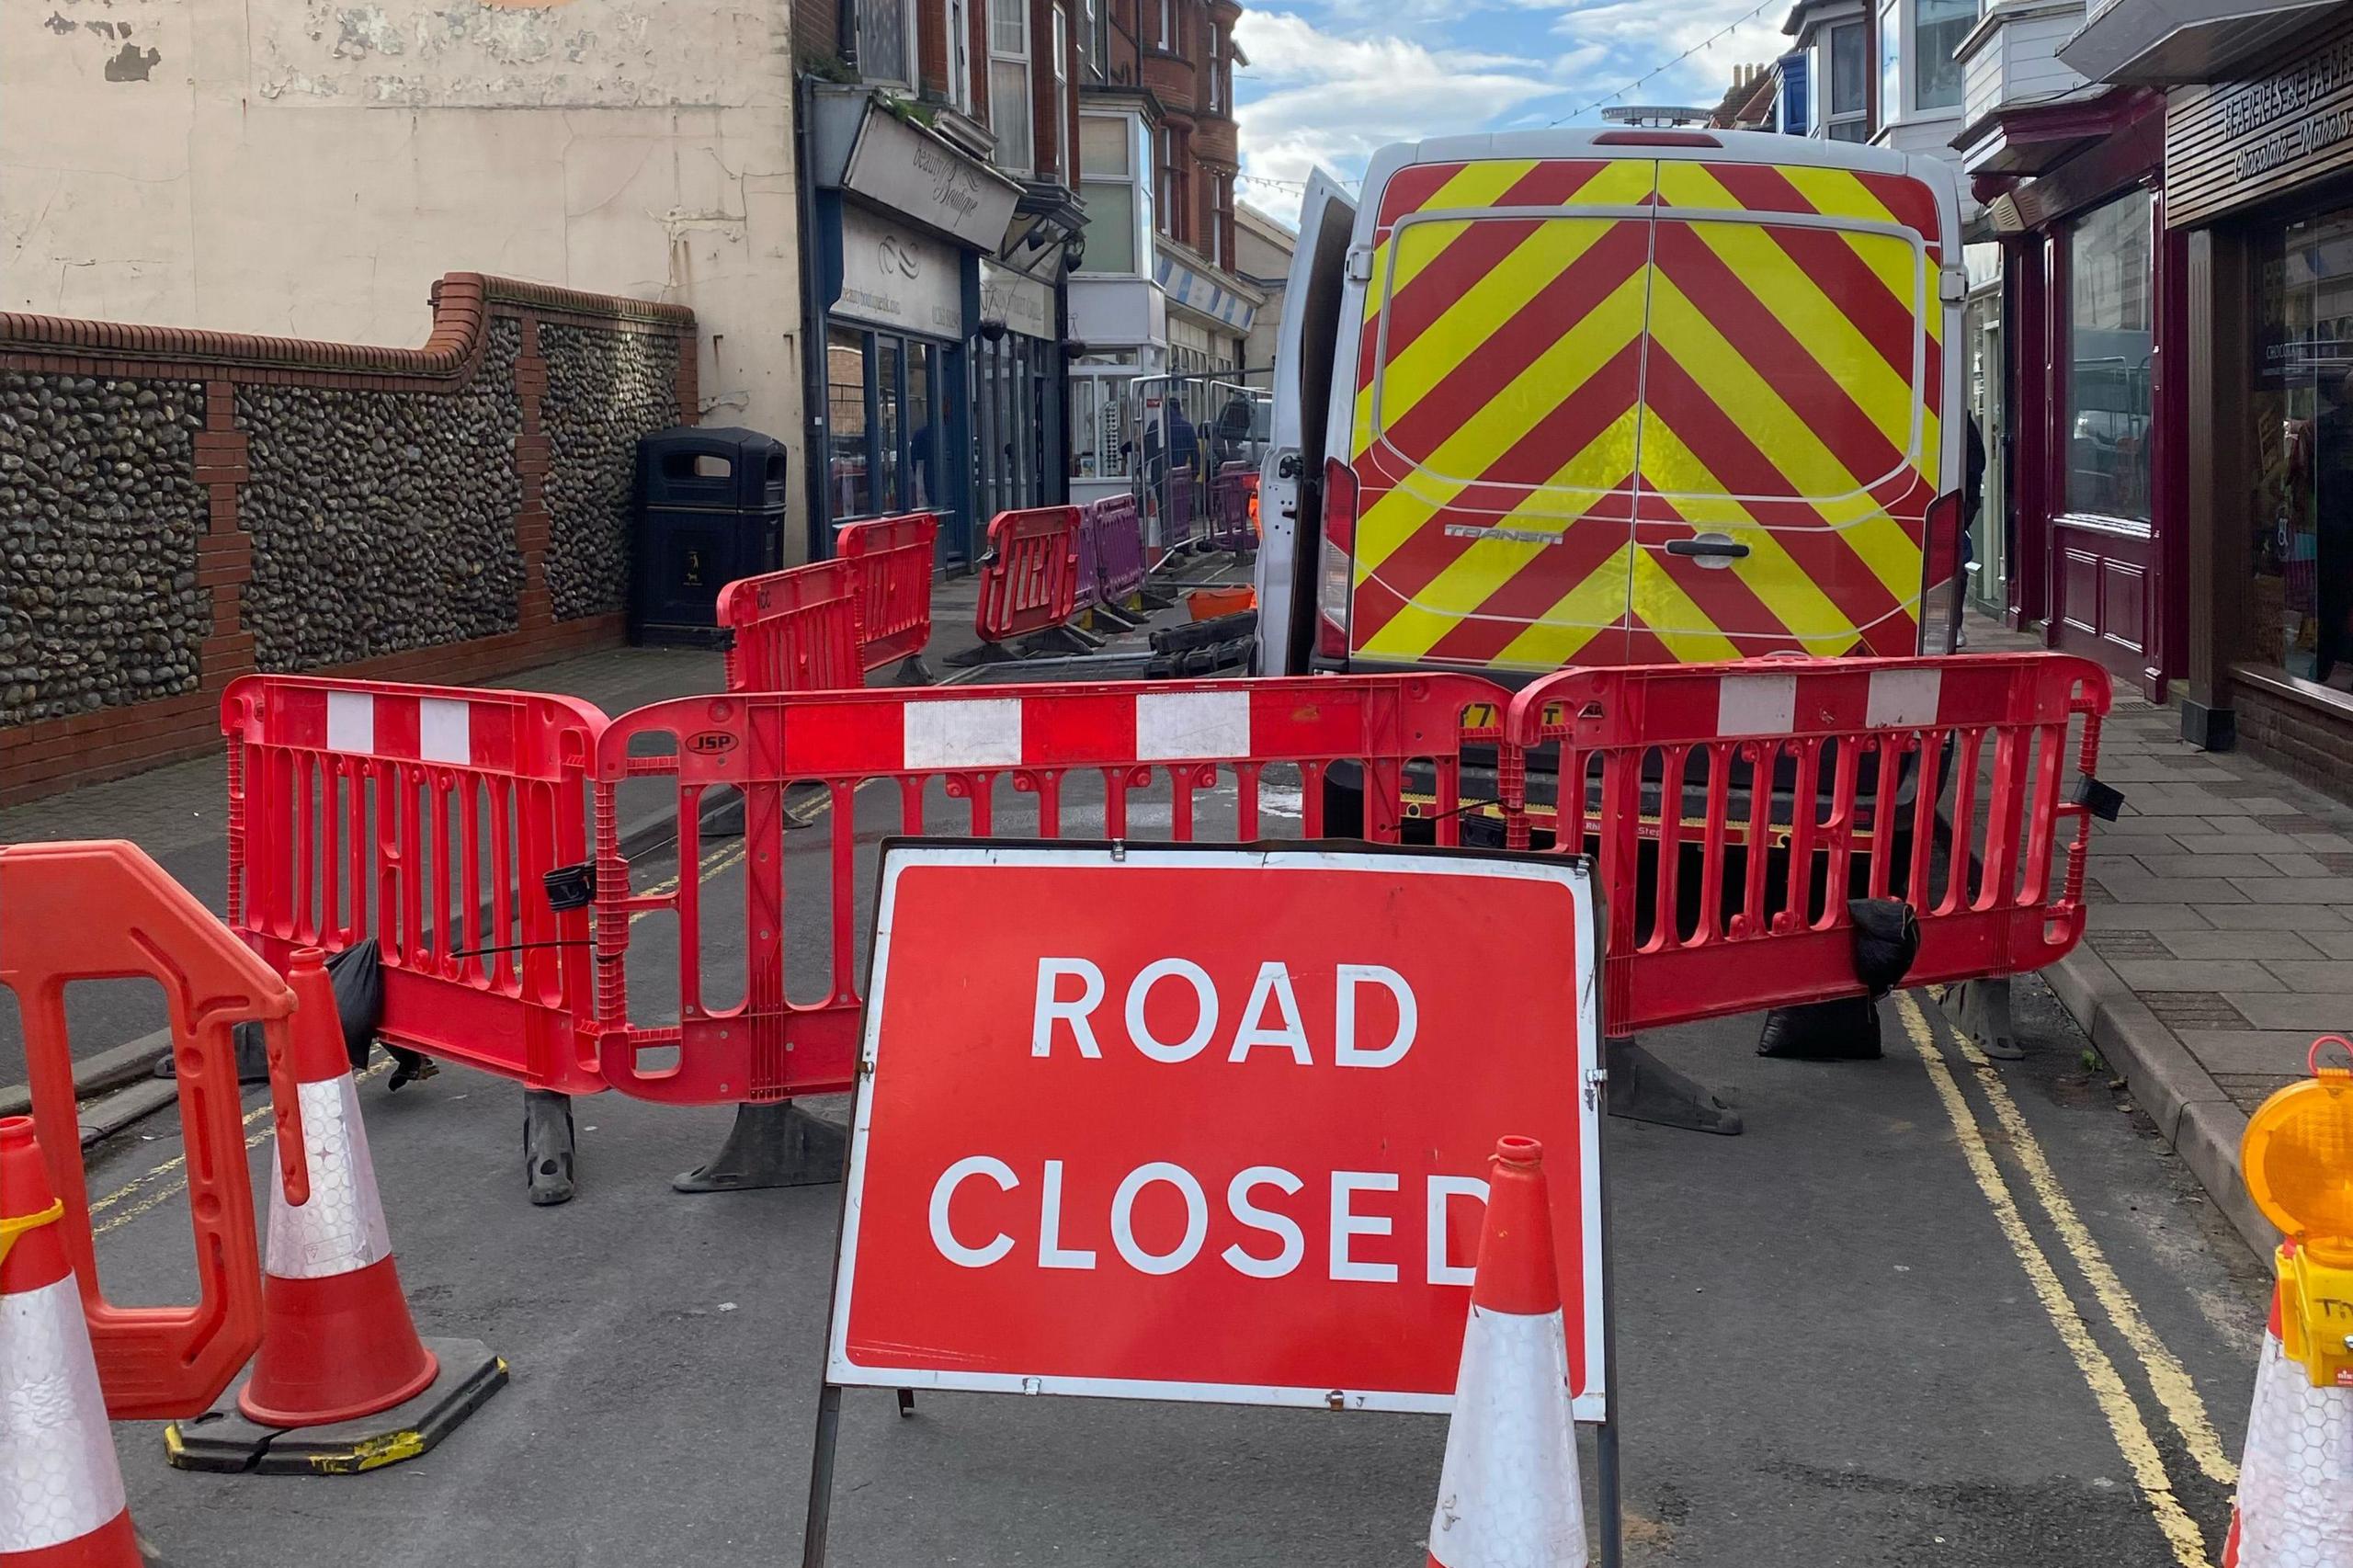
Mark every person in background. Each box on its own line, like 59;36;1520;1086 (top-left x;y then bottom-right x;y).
1958;415;1986;650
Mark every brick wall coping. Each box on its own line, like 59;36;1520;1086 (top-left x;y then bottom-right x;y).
0;273;695;385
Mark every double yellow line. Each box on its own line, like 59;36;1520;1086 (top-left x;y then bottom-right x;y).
1900;992;2234;1568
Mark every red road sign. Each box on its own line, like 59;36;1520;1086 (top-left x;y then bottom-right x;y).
824;841;1606;1418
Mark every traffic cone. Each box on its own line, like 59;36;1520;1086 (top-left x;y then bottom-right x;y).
2222;1244;2353;1567
165;949;506;1475
1425;1135;1587;1568
0;1116;142;1568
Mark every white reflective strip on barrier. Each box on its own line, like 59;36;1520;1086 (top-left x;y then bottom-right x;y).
1716;674;1796;739
1865;667;1943;730
2234;1330;2353;1568
267;1074;393;1279
326;690;376;756
904;699;1024;771
419;698;472;765
1136;690;1252;762
0;1276;128;1553
1427;1304;1587;1568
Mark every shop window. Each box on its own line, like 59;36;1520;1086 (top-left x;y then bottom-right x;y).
1914;0;1970;112
857;0;917;90
2063;190;2154;528
991;0;1032;173
2251;210;2353;688
825;326;873;520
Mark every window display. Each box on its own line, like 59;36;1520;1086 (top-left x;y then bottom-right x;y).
2252;210;2353;687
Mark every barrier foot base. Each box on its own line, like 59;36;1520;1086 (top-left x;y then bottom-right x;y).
888;653;938;687
1137;586;1178;612
673;1102;847;1193
946;642;1023;668
164;1338;508;1476
1939;977;2022;1062
1090;602;1145;632
897;1389;916;1417
524;1089;576;1207
1604;1036;1742;1135
1028;624;1106;656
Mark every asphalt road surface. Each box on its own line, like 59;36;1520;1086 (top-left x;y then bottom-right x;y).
74;811;2268;1566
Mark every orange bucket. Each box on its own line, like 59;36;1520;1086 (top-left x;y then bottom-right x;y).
1188;585;1256;620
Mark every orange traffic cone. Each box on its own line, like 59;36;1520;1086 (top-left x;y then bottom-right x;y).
1425;1135;1587;1568
2222;1244;2353;1567
0;1116;142;1568
165;949;506;1475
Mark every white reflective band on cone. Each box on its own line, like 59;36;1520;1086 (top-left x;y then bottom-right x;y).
0;1276;128;1553
2235;1331;2353;1568
267;1074;392;1278
1427;1305;1588;1568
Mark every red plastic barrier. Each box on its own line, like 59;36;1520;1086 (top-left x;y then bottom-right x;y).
972;506;1085;644
837;512;938;672
586;675;1508;1104
717;558;863;693
221;676;608;1095
1501;653;2111;1034
0;839;287;1419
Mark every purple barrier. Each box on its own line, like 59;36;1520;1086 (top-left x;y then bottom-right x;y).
1208;462;1256;552
1093;494;1147;602
1165;470;1199;552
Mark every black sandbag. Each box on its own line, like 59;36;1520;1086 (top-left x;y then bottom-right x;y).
188;940;386;1082
1756;994;1882;1060
1850;898;1921;993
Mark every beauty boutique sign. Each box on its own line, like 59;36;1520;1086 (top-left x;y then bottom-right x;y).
835;209;965;338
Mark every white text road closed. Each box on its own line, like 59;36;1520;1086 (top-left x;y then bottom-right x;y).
824;843;1605;1416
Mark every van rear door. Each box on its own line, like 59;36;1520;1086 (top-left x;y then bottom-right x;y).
1345;156;1660;671
1629;156;1947;661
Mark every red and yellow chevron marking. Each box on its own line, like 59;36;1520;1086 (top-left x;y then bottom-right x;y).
1347;154;1946;672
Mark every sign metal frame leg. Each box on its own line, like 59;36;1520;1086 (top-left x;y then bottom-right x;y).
801;1381;843;1568
1595;1077;1623;1568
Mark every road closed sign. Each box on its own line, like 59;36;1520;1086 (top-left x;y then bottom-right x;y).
824;841;1605;1419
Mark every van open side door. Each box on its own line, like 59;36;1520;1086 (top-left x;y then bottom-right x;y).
1256;171;1357;676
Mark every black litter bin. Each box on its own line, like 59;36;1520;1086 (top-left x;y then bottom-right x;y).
630;426;790;646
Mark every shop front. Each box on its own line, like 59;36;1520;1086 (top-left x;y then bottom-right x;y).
972;259;1068;525
803;88;1023;565
1970;87;2180;699
2165;13;2353;772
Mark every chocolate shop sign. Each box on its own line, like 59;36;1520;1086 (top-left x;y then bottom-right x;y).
2222;33;2353;182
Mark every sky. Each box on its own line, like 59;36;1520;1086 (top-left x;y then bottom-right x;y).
1232;0;1792;226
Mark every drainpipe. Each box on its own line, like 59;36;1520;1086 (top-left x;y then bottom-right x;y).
794;72;831;560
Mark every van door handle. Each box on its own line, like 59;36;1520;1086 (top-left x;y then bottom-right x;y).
1665;537;1749;560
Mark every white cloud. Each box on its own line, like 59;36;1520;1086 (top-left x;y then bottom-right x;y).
1233;11;1563;218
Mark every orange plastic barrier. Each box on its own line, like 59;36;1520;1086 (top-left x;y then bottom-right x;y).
972;506;1085;644
221;676;608;1095
0;840;289;1419
716;558;863;693
1500;653;2111;1034
837;512;938;672
585;676;1506;1104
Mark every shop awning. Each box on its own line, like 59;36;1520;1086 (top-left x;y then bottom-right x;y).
2057;0;2345;84
1952;83;2149;177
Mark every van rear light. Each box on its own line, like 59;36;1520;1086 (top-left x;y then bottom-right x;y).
1593;131;1721;147
1317;458;1358;659
1920;491;1964;653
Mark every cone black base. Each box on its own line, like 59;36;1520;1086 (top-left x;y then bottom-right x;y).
674;1101;847;1193
164;1337;507;1476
